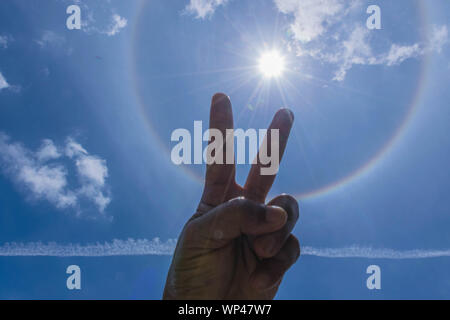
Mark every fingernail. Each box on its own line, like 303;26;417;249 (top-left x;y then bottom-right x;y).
266;206;287;224
212;92;229;105
277;108;294;123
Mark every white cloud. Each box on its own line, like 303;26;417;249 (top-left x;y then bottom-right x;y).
383;43;422;66
65;138;88;158
76;155;108;186
18;165;77;209
0;238;177;257
275;0;349;43
429;24;449;53
72;148;111;212
0;133;111;216
292;24;376;81
328;27;448;81
78;184;111;212
379;26;448;67
1;239;450;259
0;134;76;209
0;36;7;48
36;139;61;162
275;0;449;81
0;71;20;93
60;0;128;37
329;26;374;81
0;72;10;90
35;30;65;48
183;0;448;80
0;35;12;49
301;246;450;259
105;14;128;36
185;0;229;19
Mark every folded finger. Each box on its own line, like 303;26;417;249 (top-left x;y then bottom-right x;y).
185;198;288;249
253;194;300;258
250;234;301;292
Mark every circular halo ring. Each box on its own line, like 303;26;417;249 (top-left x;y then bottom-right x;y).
129;0;432;201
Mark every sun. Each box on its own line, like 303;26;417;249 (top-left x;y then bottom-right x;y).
258;50;286;78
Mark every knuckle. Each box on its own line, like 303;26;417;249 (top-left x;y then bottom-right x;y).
226;197;268;233
227;198;250;220
228;197;247;208
228;197;261;215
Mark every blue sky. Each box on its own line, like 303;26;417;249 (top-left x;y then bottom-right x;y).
0;0;450;299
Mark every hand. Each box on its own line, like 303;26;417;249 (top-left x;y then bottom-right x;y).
163;93;300;300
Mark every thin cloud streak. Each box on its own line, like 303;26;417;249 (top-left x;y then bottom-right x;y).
302;246;450;259
0;239;177;257
1;239;450;259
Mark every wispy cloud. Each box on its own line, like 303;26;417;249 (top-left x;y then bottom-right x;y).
185;0;229;19
0;133;111;216
275;0;352;43
1;239;450;259
302;246;450;259
329;24;448;81
0;34;13;49
382;25;449;66
0;72;10;90
0;238;176;257
0;71;19;93
0;36;7;49
185;0;448;80
80;12;128;36
36;139;61;162
62;0;128;36
105;14;128;36
65;138;111;212
274;0;449;81
35;30;66;48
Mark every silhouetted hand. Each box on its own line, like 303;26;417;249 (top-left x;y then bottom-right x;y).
163;93;300;300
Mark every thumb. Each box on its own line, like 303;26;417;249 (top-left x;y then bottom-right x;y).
183;198;287;249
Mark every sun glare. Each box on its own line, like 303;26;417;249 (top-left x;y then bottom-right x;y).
258;50;286;78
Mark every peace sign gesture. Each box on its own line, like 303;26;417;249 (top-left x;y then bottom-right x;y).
164;93;300;300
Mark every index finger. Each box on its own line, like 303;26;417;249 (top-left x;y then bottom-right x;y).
244;108;294;203
200;93;236;207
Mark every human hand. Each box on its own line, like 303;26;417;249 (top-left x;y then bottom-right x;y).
163;93;300;300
